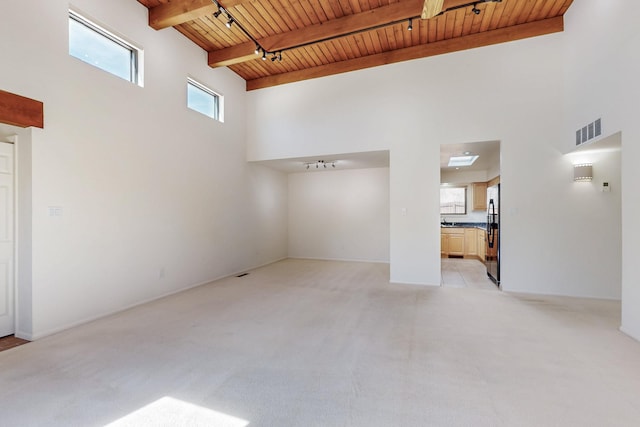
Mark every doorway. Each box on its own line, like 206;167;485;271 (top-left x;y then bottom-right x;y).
0;141;15;337
440;140;500;290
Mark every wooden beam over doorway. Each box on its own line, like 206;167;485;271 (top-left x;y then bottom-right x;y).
0;90;44;128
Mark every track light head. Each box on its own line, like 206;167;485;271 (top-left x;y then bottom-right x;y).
271;53;277;62
254;44;260;55
213;10;222;18
303;160;337;170
472;5;481;14
225;18;233;28
277;52;282;61
408;18;413;31
262;51;267;60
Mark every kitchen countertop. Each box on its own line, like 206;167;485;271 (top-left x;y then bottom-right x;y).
441;222;486;230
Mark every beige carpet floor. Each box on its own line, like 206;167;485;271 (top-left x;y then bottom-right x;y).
1;259;639;426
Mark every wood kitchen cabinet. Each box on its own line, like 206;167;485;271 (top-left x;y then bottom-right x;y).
464;228;477;256
442;227;486;260
448;235;464;256
477;229;486;262
441;228;464;257
472;182;487;211
441;233;448;257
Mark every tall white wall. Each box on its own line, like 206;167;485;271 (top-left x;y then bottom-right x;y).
563;1;640;339
288;167;389;262
247;28;622;298
0;0;288;339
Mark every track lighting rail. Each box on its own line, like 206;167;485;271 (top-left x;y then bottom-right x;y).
304;160;336;170
210;0;503;64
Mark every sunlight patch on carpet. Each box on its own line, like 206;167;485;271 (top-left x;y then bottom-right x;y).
106;396;249;427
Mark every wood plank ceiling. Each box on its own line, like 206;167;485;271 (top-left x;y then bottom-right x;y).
137;0;574;91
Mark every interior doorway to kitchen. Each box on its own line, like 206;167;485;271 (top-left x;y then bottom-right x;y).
440;140;500;290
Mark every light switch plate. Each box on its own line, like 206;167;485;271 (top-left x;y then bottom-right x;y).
48;206;63;216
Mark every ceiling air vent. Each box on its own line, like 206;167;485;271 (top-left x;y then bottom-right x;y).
576;118;602;146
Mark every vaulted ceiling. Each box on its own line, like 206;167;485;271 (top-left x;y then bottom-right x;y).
137;0;574;91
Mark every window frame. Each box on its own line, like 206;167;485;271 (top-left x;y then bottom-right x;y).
440;186;468;215
68;9;143;86
187;78;223;122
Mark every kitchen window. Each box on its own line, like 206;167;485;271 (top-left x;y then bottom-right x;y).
187;79;223;122
69;10;142;85
440;187;467;215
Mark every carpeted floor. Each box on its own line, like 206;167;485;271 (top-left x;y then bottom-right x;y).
1;259;639;426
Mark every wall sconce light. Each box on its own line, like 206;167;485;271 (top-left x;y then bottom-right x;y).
574;163;593;182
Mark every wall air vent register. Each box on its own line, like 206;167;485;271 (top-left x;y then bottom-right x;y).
576;118;602;146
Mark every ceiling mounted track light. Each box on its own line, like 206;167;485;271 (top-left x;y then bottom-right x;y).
422;0;502;20
211;0;272;61
304;160;337;170
270;52;282;62
210;0;503;67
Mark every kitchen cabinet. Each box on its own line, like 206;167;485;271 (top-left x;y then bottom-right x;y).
464;228;477;256
441;233;448;256
488;176;500;188
477;229;486;262
472;182;487;211
442;227;485;260
448;235;464;256
441;227;464;257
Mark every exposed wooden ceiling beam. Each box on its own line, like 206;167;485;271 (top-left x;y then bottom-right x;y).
149;0;253;30
0;90;44;128
442;0;480;11
246;16;564;91
208;0;424;67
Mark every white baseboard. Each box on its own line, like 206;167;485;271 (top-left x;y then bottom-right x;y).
28;256;288;341
389;280;440;287
288;256;389;264
619;326;640;343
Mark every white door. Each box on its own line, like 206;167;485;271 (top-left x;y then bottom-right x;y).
0;142;14;337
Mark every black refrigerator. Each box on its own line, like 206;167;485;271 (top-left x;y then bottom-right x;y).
486;183;500;285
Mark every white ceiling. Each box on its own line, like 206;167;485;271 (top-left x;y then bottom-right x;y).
252;150;389;173
440;140;500;172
